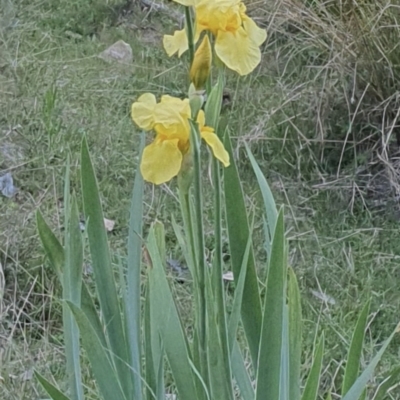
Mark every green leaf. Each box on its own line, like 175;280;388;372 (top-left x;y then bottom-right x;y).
342;301;371;396
189;119;209;385
35;371;71;400
80;138;131;396
245;145;278;254
36;210;64;281
211;158;231;391
256;209;286;400
171;215;193;277
144;288;159;400
301;334;325;400
205;270;234;400
125;132;145;400
280;304;290;400
288;268;302;400
80;282;107;349
205;72;224;131
342;324;399;400
326;390;333;400
67;302;127;400
231;341;254;400
228;235;250;354
146;226;200;400
372;366;400;400
63;196;84;400
223;130;262;367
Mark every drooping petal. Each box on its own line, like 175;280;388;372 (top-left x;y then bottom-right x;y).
140;139;183;184
163;29;188;57
201;128;230;167
215;27;262;75
243;16;267;46
131;93;157;130
196;111;229;166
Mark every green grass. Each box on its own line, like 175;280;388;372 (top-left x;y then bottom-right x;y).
1;0;400;398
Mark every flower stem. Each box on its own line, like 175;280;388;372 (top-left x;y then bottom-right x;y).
211;157;233;390
188;119;209;387
185;6;195;67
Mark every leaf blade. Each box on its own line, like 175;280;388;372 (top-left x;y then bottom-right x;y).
147;226;200;400
35;371;71;400
223;131;262;367
80;138;131;396
288;268;302;400
67;302;127;400
125;132;145;400
301;334;325;400
342;301;371;396
256;209;286;400
63;196;84;400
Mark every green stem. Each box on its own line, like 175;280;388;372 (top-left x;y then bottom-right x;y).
178;173;207;400
177;186;197;273
185;6;195;67
189;120;209;388
212;158;233;385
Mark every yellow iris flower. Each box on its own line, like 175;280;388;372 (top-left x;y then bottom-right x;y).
131;93;230;185
163;0;267;76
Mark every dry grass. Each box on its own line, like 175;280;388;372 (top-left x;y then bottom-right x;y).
1;0;400;398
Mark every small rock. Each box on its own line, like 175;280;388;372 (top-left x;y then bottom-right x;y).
222;271;234;281
99;40;133;64
104;217;115;232
0;172;17;198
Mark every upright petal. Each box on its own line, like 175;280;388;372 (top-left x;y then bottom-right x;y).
201;128;230;167
160;96;191;119
215;27;262;75
155;97;191;140
131;93;157;130
163;29;188;57
140;139;183;184
196;0;242;34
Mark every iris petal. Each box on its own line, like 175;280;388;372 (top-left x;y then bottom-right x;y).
243;17;267;46
131;93;157;130
140;139;183;184
215;27;262;75
201;129;230;167
163;29;188;57
154;97;191;139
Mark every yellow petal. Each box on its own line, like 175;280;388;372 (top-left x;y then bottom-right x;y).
243;17;267;46
215;27;262;75
140;139;183;184
160;96;191;118
196;109;206;128
196;0;242;34
155;97;191;140
131;93;157;130
201;128;230;167
190;35;212;90
163;29;188;57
